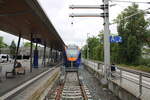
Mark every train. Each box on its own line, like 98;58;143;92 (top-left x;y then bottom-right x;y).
63;45;81;71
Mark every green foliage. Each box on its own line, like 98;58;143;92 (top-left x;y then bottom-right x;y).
0;36;7;48
118;64;150;72
9;40;16;55
81;45;88;59
139;58;150;67
142;47;150;54
82;33;104;61
24;42;31;47
87;36;99;59
23;42;36;48
145;30;150;47
115;3;149;64
98;31;104;44
93;44;104;61
82;4;150;70
110;43;119;63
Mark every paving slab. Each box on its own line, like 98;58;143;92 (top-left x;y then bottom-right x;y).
0;66;51;96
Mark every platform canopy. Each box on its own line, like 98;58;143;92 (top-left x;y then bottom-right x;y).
0;0;65;51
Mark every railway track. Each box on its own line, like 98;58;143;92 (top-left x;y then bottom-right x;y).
47;72;92;100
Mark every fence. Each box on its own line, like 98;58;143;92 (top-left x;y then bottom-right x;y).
83;59;150;97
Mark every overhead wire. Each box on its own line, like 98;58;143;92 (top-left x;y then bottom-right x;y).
110;7;150;25
110;0;150;4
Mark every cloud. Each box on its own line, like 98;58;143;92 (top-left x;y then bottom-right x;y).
0;31;18;45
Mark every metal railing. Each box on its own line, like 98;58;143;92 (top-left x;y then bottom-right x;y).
83;59;150;97
115;66;150;96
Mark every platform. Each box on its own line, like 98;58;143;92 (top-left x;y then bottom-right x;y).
0;65;50;96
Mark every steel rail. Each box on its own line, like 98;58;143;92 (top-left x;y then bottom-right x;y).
55;72;66;100
77;72;88;100
54;72;89;100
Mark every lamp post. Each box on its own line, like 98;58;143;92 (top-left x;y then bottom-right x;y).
87;33;90;59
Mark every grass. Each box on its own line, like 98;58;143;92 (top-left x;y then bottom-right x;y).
86;58;150;73
117;64;150;73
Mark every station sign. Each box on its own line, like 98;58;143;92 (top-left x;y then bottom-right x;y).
32;38;42;43
110;36;122;43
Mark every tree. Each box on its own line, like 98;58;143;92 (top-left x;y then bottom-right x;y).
24;42;31;47
93;44;104;61
9;40;16;56
23;42;35;48
87;36;99;59
115;3;149;64
145;30;150;47
94;32;104;61
82;31;104;61
98;30;104;44
81;45;88;59
0;37;6;48
127;35;141;64
0;36;8;54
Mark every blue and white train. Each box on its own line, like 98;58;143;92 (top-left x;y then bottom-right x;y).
63;45;81;71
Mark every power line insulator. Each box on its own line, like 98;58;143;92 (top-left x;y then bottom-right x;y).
71;22;74;25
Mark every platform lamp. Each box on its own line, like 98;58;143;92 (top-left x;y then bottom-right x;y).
87;33;90;59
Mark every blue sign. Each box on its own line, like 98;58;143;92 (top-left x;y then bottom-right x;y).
32;38;42;43
110;36;122;43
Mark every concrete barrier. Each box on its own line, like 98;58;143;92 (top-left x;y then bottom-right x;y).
84;63;104;82
28;68;60;100
108;81;139;100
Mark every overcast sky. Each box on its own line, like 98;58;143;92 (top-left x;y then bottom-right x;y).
0;0;149;47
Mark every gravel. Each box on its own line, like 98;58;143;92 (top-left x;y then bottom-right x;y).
80;64;120;100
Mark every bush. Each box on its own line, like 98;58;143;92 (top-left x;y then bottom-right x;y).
139;58;150;67
118;64;150;73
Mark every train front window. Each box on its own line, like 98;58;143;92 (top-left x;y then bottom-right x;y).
66;49;78;57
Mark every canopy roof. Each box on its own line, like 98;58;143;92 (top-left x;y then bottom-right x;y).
0;0;65;51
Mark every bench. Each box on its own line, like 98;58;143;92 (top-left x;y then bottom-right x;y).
15;67;26;75
6;67;25;78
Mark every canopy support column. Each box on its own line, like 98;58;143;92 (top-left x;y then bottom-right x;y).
55;50;58;63
43;43;46;67
13;34;21;71
33;42;39;68
30;33;33;72
48;47;52;64
51;47;53;63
